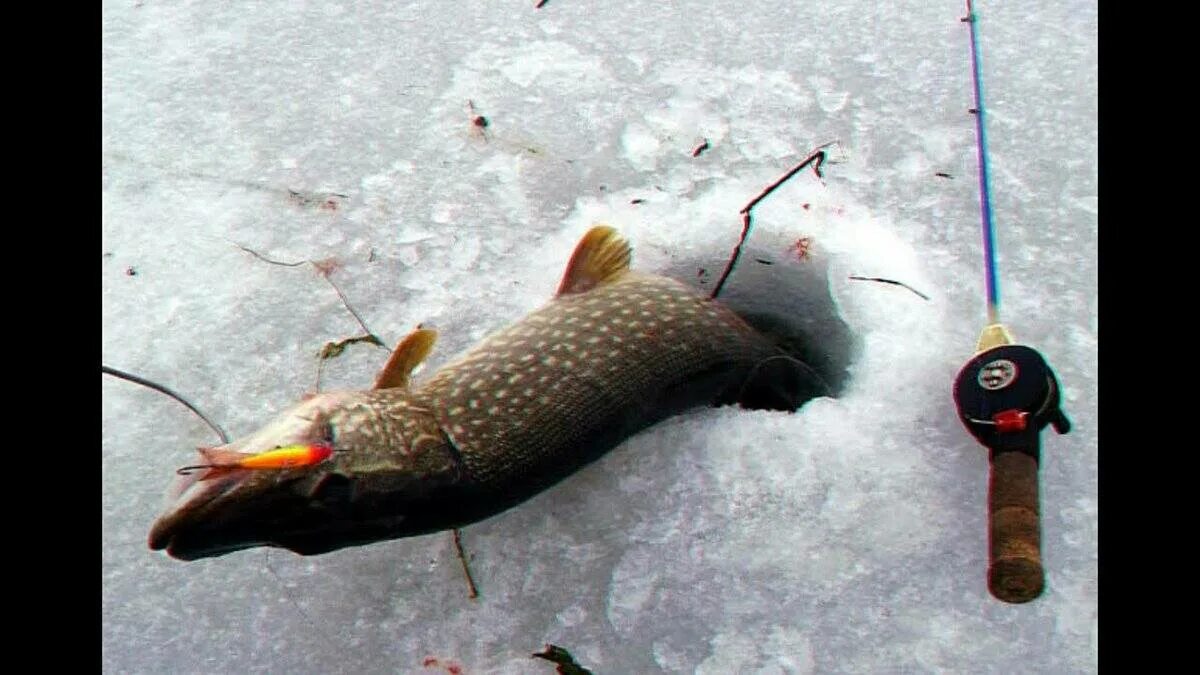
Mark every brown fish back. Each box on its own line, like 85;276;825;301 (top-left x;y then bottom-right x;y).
415;272;780;493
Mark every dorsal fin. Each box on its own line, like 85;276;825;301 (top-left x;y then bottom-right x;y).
373;327;438;389
556;225;632;296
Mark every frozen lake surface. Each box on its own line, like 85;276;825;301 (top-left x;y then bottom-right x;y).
103;1;1097;672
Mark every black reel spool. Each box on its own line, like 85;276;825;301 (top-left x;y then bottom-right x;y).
953;343;1071;603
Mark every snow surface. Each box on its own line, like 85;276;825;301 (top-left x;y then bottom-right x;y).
103;1;1097;673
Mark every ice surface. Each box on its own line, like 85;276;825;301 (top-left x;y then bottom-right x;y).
103;1;1096;673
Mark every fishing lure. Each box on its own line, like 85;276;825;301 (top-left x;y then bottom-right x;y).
177;443;334;477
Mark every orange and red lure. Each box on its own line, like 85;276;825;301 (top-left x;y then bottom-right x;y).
176;443;333;477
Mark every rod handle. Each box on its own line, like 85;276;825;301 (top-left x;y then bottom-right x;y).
987;449;1043;603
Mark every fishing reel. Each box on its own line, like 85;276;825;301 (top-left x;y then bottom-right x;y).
952;327;1070;603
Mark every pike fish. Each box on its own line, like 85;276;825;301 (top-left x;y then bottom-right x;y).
149;226;826;560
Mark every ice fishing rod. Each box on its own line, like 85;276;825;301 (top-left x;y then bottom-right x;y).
950;0;1070;604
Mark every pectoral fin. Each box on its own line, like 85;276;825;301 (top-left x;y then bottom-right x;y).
373;327;438;389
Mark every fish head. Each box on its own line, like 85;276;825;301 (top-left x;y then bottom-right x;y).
148;390;465;561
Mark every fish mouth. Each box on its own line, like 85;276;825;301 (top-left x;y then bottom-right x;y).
149;532;264;561
147;468;265;560
147;465;357;560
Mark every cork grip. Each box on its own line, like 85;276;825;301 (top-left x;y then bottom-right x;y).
987;450;1043;603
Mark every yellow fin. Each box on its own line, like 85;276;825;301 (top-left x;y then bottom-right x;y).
373;327;438;389
556;225;632;296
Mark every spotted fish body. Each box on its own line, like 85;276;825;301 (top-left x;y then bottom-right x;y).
149;226;819;560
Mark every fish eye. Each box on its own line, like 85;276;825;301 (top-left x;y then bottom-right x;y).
321;421;335;444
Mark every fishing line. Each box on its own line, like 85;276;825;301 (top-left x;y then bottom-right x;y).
736;354;833;409
102;365;230;444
